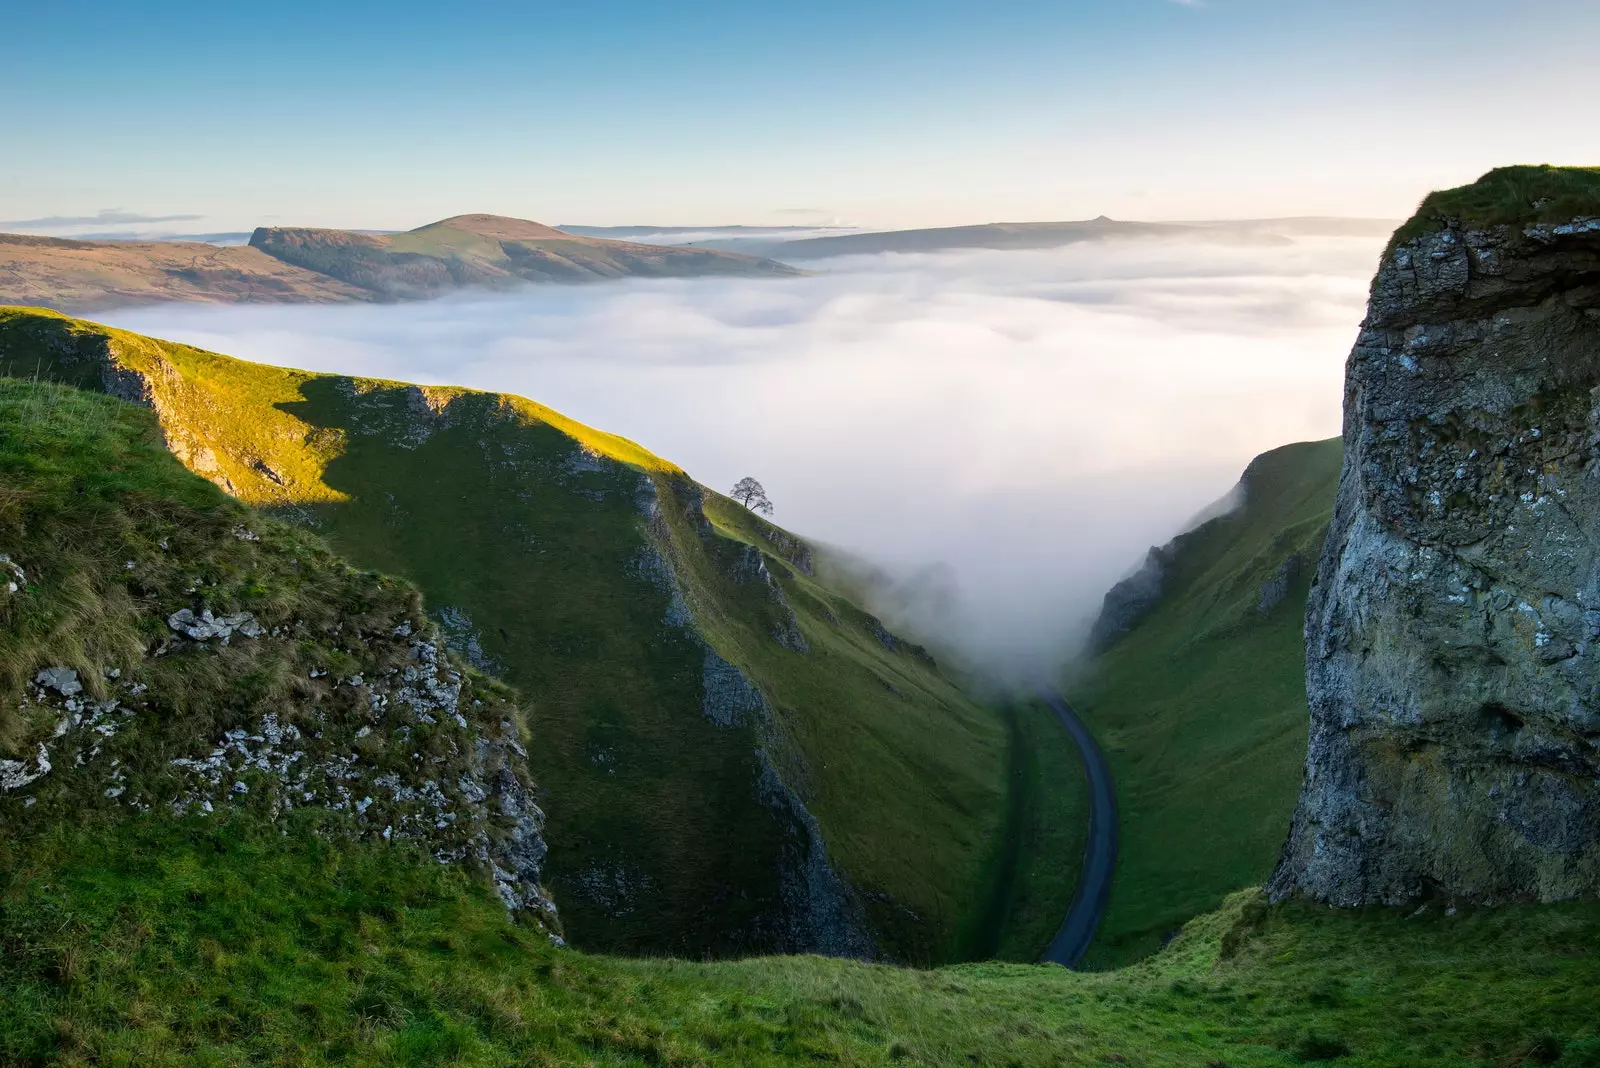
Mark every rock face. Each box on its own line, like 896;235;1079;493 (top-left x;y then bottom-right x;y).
1270;212;1600;906
1086;547;1172;655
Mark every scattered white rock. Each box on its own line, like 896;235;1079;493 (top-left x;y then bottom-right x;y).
1;744;52;791
35;667;82;697
1;553;25;594
167;607;265;641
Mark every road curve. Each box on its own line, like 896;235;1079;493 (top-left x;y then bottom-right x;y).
1038;691;1119;968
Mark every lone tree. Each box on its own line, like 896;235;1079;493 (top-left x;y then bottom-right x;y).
730;477;774;515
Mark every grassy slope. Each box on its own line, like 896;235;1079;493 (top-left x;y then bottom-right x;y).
250;215;797;296
0;306;1008;964
1071;438;1343;968
4;817;1598;1067
1388;164;1600;249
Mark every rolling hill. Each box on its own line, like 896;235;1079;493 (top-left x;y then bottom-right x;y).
247;214;800;298
670;216;1399;259
0;232;371;309
0;216;799;312
0;305;1020;965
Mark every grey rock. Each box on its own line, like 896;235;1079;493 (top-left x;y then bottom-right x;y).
771;617;811;654
35;667;82;697
1270;215;1600;907
0;744;52;791
0;553;22;595
702;650;765;727
1256;554;1305;616
167;608;264;641
1086;546;1172;654
433;605;499;672
757;760;876;959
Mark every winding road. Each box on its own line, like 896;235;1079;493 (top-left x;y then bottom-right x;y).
1038;692;1119;968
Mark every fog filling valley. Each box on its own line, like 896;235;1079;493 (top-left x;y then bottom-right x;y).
105;234;1382;682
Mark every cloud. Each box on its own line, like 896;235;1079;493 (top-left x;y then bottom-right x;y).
103;233;1381;684
0;208;205;230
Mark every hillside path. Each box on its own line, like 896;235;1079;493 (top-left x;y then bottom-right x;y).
1039;692;1119;967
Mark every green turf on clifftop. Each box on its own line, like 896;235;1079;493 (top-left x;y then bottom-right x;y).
1388;164;1600;249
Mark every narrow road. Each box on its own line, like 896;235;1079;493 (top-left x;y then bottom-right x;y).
1038;692;1118;968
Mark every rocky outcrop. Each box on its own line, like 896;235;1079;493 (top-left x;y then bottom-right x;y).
1086;546;1172;654
1270;208;1600;906
6;604;558;929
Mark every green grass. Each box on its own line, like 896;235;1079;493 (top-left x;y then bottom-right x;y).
0;306;1019;965
1389;164;1600;249
974;699;1089;962
1071;439;1343;968
3;814;1598;1067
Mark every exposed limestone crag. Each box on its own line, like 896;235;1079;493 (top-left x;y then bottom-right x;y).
1271;209;1600;906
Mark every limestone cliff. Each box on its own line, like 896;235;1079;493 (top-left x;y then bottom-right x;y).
1271;168;1600;905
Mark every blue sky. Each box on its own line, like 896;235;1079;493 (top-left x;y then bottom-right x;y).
4;0;1598;231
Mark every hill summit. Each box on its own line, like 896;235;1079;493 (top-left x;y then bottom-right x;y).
248;214;799;299
426;214;571;241
0;215;798;312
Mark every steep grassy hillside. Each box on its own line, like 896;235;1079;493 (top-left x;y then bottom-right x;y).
0;306;1010;964
5;817;1598;1067
0;378;558;927
1071;439;1343;967
250;214;799;298
0;233;371;310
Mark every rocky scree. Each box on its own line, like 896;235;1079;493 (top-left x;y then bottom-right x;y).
1272;213;1600;906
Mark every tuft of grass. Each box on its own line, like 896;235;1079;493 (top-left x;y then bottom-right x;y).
1388;164;1600;250
1071;438;1343;968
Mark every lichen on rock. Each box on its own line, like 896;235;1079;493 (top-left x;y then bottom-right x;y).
1271;201;1600;907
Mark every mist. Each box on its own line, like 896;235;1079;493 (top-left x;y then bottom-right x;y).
103;234;1381;682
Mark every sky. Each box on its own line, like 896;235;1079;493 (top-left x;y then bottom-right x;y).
103;231;1379;679
4;0;1598;233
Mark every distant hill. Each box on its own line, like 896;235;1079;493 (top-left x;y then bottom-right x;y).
0;215;799;311
697;216;1399;259
558;224;841;239
0;232;371;309
248;213;800;299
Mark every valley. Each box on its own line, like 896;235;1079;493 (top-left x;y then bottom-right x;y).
3;163;1600;1067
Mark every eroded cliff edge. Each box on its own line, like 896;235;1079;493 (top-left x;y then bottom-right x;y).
1271;167;1600;905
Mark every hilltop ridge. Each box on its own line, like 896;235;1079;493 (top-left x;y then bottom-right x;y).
247;214;800;298
0;214;798;312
